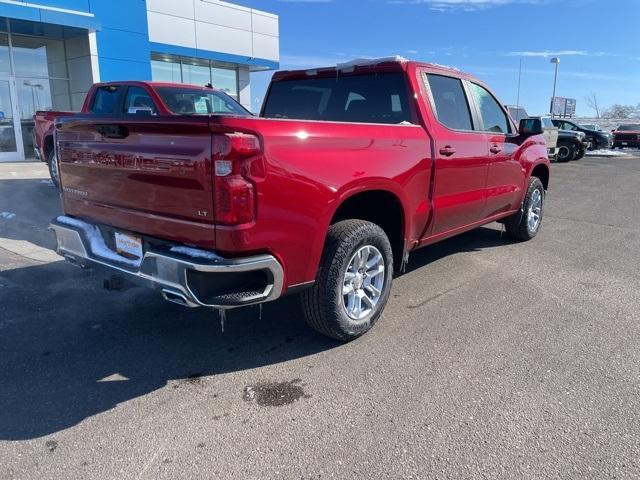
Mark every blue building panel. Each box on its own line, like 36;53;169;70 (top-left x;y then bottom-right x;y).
39;9;100;30
97;29;150;63
98;58;152;82
87;0;148;34
25;0;91;12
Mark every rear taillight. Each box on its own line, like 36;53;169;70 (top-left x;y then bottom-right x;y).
213;133;261;225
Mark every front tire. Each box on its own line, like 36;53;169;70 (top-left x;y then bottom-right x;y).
301;220;394;341
557;143;574;162
574;146;585;160
47;150;60;189
504;177;545;241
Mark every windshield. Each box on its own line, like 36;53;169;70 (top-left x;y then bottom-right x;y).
581;124;597;130
618;124;640;131
156;87;251;116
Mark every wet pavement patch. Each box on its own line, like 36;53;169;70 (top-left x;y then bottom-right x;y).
243;379;310;407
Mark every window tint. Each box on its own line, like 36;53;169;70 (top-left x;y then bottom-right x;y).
262;73;413;124
125;86;157;114
90;86;125;114
426;74;473;131
469;83;510;133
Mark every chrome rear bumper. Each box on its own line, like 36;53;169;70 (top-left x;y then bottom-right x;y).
50;216;284;309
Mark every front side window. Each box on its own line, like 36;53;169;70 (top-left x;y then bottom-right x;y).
425;74;473;131
90;86;124;114
469;83;510;134
124;86;157;114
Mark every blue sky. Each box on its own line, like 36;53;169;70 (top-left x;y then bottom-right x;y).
242;0;639;116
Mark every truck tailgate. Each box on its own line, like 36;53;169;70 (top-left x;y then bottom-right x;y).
56;115;216;248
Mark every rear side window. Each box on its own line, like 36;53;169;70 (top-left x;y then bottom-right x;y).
125;86;157;114
469;83;511;134
425;74;473;131
262;73;413;124
90;86;125;114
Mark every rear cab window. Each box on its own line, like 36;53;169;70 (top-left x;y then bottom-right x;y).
262;73;415;124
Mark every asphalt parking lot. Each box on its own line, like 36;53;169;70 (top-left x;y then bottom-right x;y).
1;152;640;479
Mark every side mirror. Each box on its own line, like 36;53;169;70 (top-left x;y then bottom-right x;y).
519;118;543;137
127;107;154;116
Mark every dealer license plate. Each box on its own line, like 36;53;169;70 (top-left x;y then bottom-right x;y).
115;232;143;260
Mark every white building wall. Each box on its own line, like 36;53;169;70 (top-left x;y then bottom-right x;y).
146;0;279;63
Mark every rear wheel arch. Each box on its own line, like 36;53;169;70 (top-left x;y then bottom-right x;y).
329;189;407;273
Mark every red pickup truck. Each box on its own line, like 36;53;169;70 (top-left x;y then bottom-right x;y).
34;82;249;187
48;58;550;341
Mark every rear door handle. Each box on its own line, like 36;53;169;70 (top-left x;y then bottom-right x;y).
439;146;456;157
97;124;129;139
490;144;502;154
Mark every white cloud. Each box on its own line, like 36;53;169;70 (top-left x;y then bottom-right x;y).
387;0;545;11
506;50;588;57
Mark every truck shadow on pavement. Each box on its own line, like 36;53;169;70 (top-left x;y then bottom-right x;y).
0;260;340;441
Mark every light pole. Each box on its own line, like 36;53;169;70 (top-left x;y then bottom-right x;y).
549;56;560;117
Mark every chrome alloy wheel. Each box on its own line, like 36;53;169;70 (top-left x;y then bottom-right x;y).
557;145;570;161
527;188;543;233
342;245;385;321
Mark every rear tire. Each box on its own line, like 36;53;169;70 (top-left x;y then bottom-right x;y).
47;150;60;189
301;220;394;341
504;177;545;241
557;144;574;162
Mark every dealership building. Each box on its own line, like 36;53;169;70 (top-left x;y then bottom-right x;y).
0;0;280;162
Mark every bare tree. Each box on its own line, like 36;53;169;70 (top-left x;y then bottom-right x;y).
584;92;601;118
603;104;636;119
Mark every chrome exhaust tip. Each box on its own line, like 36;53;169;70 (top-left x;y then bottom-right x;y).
161;289;199;308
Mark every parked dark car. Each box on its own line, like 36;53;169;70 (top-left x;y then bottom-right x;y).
556;129;588;162
612;124;640;149
551;119;612;150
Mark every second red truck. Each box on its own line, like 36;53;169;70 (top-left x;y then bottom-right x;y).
45;57;550;341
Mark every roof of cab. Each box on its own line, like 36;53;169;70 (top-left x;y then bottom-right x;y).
271;56;471;82
94;80;221;91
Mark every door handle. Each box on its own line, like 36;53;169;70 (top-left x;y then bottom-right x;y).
439;146;456;157
97;124;129;139
490;144;502;154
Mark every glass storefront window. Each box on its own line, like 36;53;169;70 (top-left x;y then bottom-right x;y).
151;53;239;98
182;61;210;87
0;33;10;74
212;67;237;99
151;59;181;83
11;34;66;78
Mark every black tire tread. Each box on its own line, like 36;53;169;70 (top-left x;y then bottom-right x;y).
504;176;545;242
301;219;393;341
